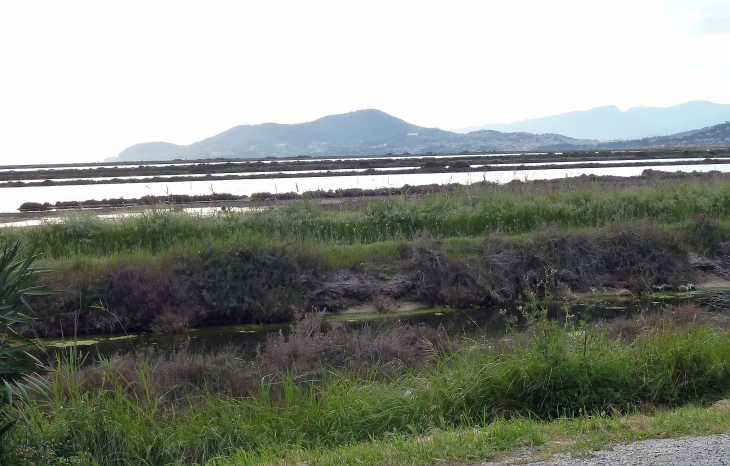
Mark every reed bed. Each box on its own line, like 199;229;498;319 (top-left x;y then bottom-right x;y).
3;176;730;260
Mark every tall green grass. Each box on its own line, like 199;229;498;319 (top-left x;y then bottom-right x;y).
213;406;730;466
4;180;730;260
6;318;730;465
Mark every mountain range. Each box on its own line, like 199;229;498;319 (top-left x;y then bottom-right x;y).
453;101;730;140
111;110;592;162
109;103;730;162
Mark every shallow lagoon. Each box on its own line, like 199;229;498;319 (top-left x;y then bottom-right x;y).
4;162;730;213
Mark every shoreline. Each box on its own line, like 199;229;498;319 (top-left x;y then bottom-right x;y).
6;168;730;220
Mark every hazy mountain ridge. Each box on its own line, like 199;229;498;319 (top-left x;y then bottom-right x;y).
601;122;730;149
177;110;451;160
108;110;590;162
457;106;662;141
454;101;730;141
109;106;730;162
116;142;184;161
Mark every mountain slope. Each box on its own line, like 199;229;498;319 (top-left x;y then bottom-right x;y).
625;101;730;135
116;142;183;161
179;109;450;160
456;101;730;141
456;106;664;140
601;122;730;149
110;110;589;161
109;108;730;163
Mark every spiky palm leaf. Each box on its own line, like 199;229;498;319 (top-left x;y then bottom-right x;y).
0;241;52;436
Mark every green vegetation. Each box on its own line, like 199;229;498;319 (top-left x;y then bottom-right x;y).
4;173;730;336
210;405;730;466
5;174;730;259
3;307;730;465
0;242;50;445
3;173;730;464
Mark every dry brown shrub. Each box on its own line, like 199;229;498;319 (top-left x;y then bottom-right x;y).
257;312;455;380
607;318;642;342
53;349;258;402
408;233;518;307
606;304;710;342
372;295;397;313
52;311;457;402
670;304;710;325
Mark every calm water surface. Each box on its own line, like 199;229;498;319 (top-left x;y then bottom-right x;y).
3;163;730;213
37;296;682;362
0;167;423;184
0;153;546;173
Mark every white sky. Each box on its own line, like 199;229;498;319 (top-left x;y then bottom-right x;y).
1;0;730;164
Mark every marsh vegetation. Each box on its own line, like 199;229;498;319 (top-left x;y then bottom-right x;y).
1;170;730;336
4;303;730;465
2;169;730;464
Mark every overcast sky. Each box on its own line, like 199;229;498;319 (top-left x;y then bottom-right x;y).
1;0;730;164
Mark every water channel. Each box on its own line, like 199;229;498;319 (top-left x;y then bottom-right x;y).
37;295;686;363
0;152;549;172
3;162;730;214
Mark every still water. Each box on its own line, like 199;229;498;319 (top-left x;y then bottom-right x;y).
38;297;682;362
2;163;730;213
0;167;421;184
0;207;256;228
0;153;547;172
3;158;726;184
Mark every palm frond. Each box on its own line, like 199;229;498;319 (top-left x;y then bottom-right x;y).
0;241;53;418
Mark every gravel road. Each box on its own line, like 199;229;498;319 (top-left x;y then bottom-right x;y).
480;433;730;465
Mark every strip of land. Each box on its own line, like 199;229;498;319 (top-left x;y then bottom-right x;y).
3;149;727;182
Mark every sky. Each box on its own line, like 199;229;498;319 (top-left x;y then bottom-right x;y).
1;0;730;165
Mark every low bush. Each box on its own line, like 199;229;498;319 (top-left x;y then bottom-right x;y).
17;202;48;211
410;225;693;307
23;245;323;336
258;312;453;380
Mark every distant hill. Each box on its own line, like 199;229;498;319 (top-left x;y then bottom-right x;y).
177;109;450;160
600;121;730;149
455;101;730;141
116;142;183;161
109;107;730;162
108;109;591;162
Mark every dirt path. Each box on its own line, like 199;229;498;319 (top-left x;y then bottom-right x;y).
479;433;730;466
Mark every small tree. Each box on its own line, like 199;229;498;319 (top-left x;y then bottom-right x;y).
0;242;50;439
